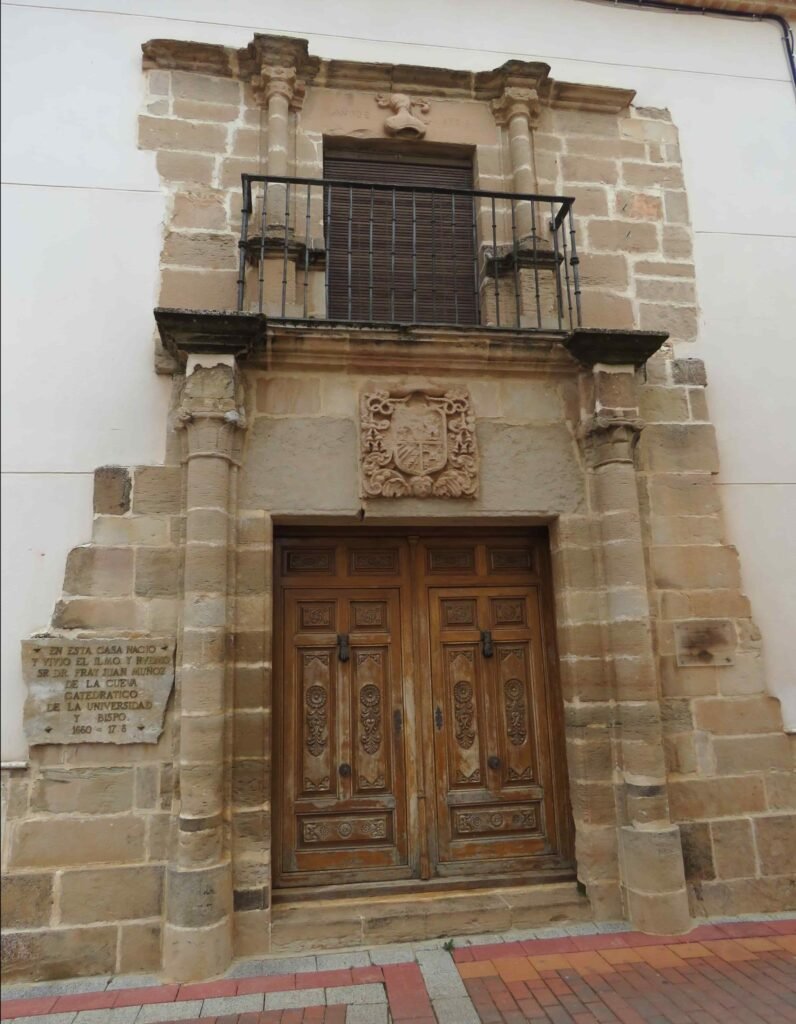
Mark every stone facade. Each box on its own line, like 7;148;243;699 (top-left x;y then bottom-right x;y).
2;33;794;984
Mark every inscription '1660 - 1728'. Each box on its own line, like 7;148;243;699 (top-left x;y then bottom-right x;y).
22;636;176;745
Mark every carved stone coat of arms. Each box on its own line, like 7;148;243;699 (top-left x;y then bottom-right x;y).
360;388;478;498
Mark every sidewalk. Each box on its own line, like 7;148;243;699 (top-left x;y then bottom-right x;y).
1;915;794;1023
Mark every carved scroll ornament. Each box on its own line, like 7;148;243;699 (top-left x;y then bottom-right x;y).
375;93;430;138
360;388;478;498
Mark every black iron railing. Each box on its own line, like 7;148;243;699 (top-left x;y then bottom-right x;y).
236;174;582;331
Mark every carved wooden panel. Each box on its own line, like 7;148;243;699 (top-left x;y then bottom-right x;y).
428;547;475;573
442;599;477;627
349;548;399;574
360;389;478;498
300;651;334;796
488;547;535;573
299;602;336;631
492;598;525;626
354;648;389;794
351;602;387;630
496;644;537;787
445;648;482;788
452;803;541;838
299;814;392;846
283;548;335;575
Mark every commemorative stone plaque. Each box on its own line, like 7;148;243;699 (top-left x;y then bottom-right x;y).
22;636;176;745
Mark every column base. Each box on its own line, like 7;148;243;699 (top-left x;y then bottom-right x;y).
162;918;233;982
620;824;691;935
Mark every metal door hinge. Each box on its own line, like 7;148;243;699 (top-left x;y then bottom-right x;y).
337;633;350;662
434;706;443;730
394;708;403;735
481;629;494;658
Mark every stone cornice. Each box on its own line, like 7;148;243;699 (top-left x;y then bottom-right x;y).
141;36;635;113
154;309;266;363
564;328;669;369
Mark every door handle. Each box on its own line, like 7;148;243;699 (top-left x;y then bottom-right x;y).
338;762;352;777
488;755;501;770
481;630;494;658
337;633;350;662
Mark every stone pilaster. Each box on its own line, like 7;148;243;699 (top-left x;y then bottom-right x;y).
163;353;246;981
569;329;691;935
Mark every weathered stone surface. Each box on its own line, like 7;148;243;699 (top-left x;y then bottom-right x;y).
754;815;796;876
675;619;734;667
133;465;183;514
30;767;134;814
711;818;756;879
93;467;131;515
22;636;176;745
679;822;715;882
1;925;117;982
0;873;53;928
9;816;146;868
60;865;164;924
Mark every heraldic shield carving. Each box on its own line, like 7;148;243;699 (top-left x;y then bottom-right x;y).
360;388;478;498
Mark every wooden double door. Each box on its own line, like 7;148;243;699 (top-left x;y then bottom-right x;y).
274;531;573;895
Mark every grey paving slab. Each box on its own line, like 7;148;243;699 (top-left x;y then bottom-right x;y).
416;950;467;999
563;922;600;935
264;987;326;1010
200;993;264;1016
431;996;481;1023
1;977;111;1000
368;944;415;964
74;1009;139;1024
459;933;507;945
596;921;632;933
502;927;543;942
532;925;571;939
6;1016;76;1024
135;1002;203;1023
326;984;386;1005
317;950;372;970
345;1004;389;1024
106;974;163;990
227;954;318;977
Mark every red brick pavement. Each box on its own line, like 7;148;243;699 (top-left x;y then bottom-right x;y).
1;919;794;1022
457;924;796;1023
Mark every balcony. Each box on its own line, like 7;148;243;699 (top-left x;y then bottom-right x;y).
234;174;582;333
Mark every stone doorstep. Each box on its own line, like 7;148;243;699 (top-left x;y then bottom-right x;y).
1;917;793;1020
269;879;589;954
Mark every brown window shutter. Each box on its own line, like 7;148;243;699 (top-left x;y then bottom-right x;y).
324;156;477;325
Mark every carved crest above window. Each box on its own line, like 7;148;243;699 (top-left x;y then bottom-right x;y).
360;388;478;498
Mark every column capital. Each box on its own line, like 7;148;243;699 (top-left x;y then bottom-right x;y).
579;415;643;469
491;86;540;127
251;62;306;110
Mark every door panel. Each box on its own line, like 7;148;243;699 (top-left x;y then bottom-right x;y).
278;586;412;887
429;585;557;873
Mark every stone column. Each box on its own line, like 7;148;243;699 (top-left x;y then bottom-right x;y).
163;353;246;981
568;329;691;936
491;86;539;240
250;64;306;315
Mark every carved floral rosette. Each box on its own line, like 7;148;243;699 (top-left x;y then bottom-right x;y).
360;388;478;498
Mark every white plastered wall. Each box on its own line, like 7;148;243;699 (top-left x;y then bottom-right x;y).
2;0;794;759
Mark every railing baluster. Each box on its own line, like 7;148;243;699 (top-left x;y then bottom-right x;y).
569;208;582;326
368;186;374;324
471;195;481;326
510;198;521;329
452;193;459;326
303;182;311;320
431;193;437;324
281;181;291;318
549;200;564;330
258;180;268;315
531;198;541;329
237;176;251;312
324;183;331;321
560;202;575;331
390;188;396;322
347;186;353;321
491;195;500;327
412;190;418;323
